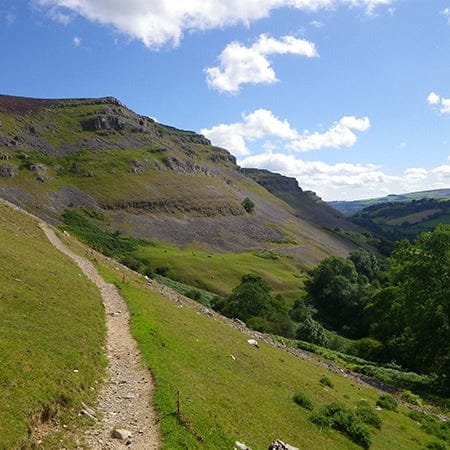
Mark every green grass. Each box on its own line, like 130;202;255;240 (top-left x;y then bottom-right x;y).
134;241;304;300
60;206;305;302
0;203;106;448
88;254;439;449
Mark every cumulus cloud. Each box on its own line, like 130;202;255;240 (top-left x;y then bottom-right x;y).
206;34;318;92
201;109;370;155
433;165;450;178
289;116;370;152
427;91;450;114
34;0;394;49
237;152;450;201
239;152;391;200
442;7;450;24
201;109;299;155
73;36;82;47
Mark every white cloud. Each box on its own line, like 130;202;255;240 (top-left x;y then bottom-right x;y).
427;91;450;114
34;0;394;49
289;116;370;152
427;91;440;105
202;109;370;155
201;109;299;155
310;20;324;28
237;152;450;201
73;36;82;47
239;152;391;200
442;7;450;24
206;34;318;92
433;165;450;178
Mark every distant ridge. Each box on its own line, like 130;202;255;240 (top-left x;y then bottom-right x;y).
329;188;450;216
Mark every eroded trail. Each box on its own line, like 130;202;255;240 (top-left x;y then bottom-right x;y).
39;223;159;449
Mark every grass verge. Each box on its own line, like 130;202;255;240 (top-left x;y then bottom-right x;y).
0;203;106;448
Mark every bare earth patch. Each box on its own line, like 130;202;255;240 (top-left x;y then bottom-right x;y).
40;223;159;449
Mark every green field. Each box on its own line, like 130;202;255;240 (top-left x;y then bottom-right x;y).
0;203;106;448
92;253;444;450
134;242;305;300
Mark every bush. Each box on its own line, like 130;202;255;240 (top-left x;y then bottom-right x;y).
296;318;328;347
155;266;170;276
376;394;397;411
320;375;334;388
186;289;202;301
356;401;382;429
400;389;423;406
426;442;448;450
242;197;255;213
310;402;372;449
293;392;314;411
408;411;450;442
246;316;272;333
348;338;382;362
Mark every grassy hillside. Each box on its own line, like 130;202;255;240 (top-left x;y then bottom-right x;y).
81;247;446;450
350;198;450;241
0;202;106;448
330;189;450;216
0;94;360;266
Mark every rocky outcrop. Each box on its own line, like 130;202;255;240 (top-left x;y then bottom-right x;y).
0;164;18;177
242;167;363;233
81;115;124;132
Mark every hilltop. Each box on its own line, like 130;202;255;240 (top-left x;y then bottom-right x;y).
0;94;361;266
330;189;450;216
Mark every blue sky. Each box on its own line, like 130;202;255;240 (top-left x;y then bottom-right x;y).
1;0;450;200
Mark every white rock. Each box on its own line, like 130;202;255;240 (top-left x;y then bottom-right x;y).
111;428;132;440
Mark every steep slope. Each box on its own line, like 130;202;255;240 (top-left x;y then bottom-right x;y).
0;200;106;448
0;94;358;265
243;168;364;233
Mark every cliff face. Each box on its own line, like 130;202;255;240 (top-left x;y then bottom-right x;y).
242;168;363;233
0;94;361;264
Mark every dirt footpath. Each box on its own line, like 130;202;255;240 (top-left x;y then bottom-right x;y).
40;223;159;449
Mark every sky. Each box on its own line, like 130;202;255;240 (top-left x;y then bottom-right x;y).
1;0;450;201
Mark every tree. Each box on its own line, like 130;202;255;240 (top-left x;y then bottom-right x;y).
305;256;370;337
368;225;450;385
296;318;328;346
220;274;272;321
349;249;380;282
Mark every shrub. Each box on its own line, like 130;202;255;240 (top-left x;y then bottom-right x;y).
242;197;255;213
293;392;314;411
376;394;397;411
155;266;170;276
426;442;448;450
348;338;382;362
296;318;328;347
400;389;423;406
408;411;450;442
186;289;202;301
320;376;334;388
310;402;372;449
246;316;272;333
356;401;382;429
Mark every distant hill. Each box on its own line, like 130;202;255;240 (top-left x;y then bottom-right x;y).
330;189;450;216
350;197;450;241
0;94;361;266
